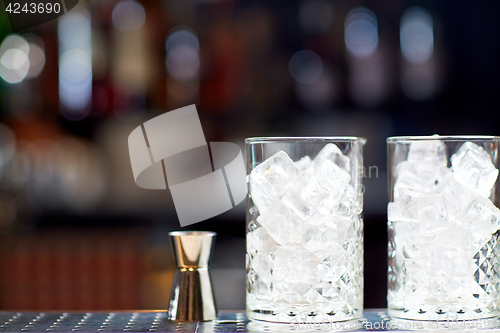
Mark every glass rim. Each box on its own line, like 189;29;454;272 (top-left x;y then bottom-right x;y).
169;231;216;237
245;136;367;144
387;135;499;143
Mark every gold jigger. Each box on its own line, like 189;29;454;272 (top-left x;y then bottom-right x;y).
168;231;217;321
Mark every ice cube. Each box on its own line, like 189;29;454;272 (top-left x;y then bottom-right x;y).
394;160;444;194
312;159;351;205
249;172;278;214
249;150;300;213
250;252;273;278
257;200;306;245
393;188;423;221
392;143;409;168
461;196;500;239
282;174;329;220
438;172;475;221
388;202;403;222
431;228;476;268
300;222;336;254
249;271;272;299
295;155;312;171
313;143;351;173
314;250;347;286
392;219;420;247
417;194;449;237
273;245;319;285
407;140;447;168
450;142;499;197
433;228;473;251
247;225;279;256
343;215;361;242
451;141;492;164
329;184;357;219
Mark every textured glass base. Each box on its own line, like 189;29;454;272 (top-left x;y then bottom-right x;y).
388;223;500;322
246;217;364;324
388;306;500;321
247;307;363;324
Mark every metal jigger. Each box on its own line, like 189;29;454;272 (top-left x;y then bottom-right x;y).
168;231;217;321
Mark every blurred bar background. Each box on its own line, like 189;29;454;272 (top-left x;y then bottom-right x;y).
0;0;498;310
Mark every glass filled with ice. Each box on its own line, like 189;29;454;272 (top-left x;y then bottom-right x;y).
245;137;365;324
387;135;500;321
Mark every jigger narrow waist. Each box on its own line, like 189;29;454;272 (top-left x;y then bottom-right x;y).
179;267;208;271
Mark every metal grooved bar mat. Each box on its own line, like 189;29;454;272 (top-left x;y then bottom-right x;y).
0;311;499;332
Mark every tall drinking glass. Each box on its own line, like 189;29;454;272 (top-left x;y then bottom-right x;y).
245;137;365;324
387;135;500;321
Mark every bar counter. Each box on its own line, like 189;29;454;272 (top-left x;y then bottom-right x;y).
0;310;499;332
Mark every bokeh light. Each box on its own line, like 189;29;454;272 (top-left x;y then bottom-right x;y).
289;50;323;84
400;7;434;65
26;42;45;79
112;0;146;32
58;9;91;48
344;8;378;59
166;44;200;81
0;35;30;84
59;49;92;112
0;35;29;58
58;4;92;120
165;29;199;52
166;28;200;82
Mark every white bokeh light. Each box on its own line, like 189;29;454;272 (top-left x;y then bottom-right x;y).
112;0;146;32
0;35;30;84
59;49;92;83
58;11;91;48
344;8;378;59
59;49;92;112
0;34;29;55
58;4;92;119
1;49;28;70
400;7;434;65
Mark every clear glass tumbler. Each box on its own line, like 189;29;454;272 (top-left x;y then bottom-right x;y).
245;137;365;324
387;135;500;321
